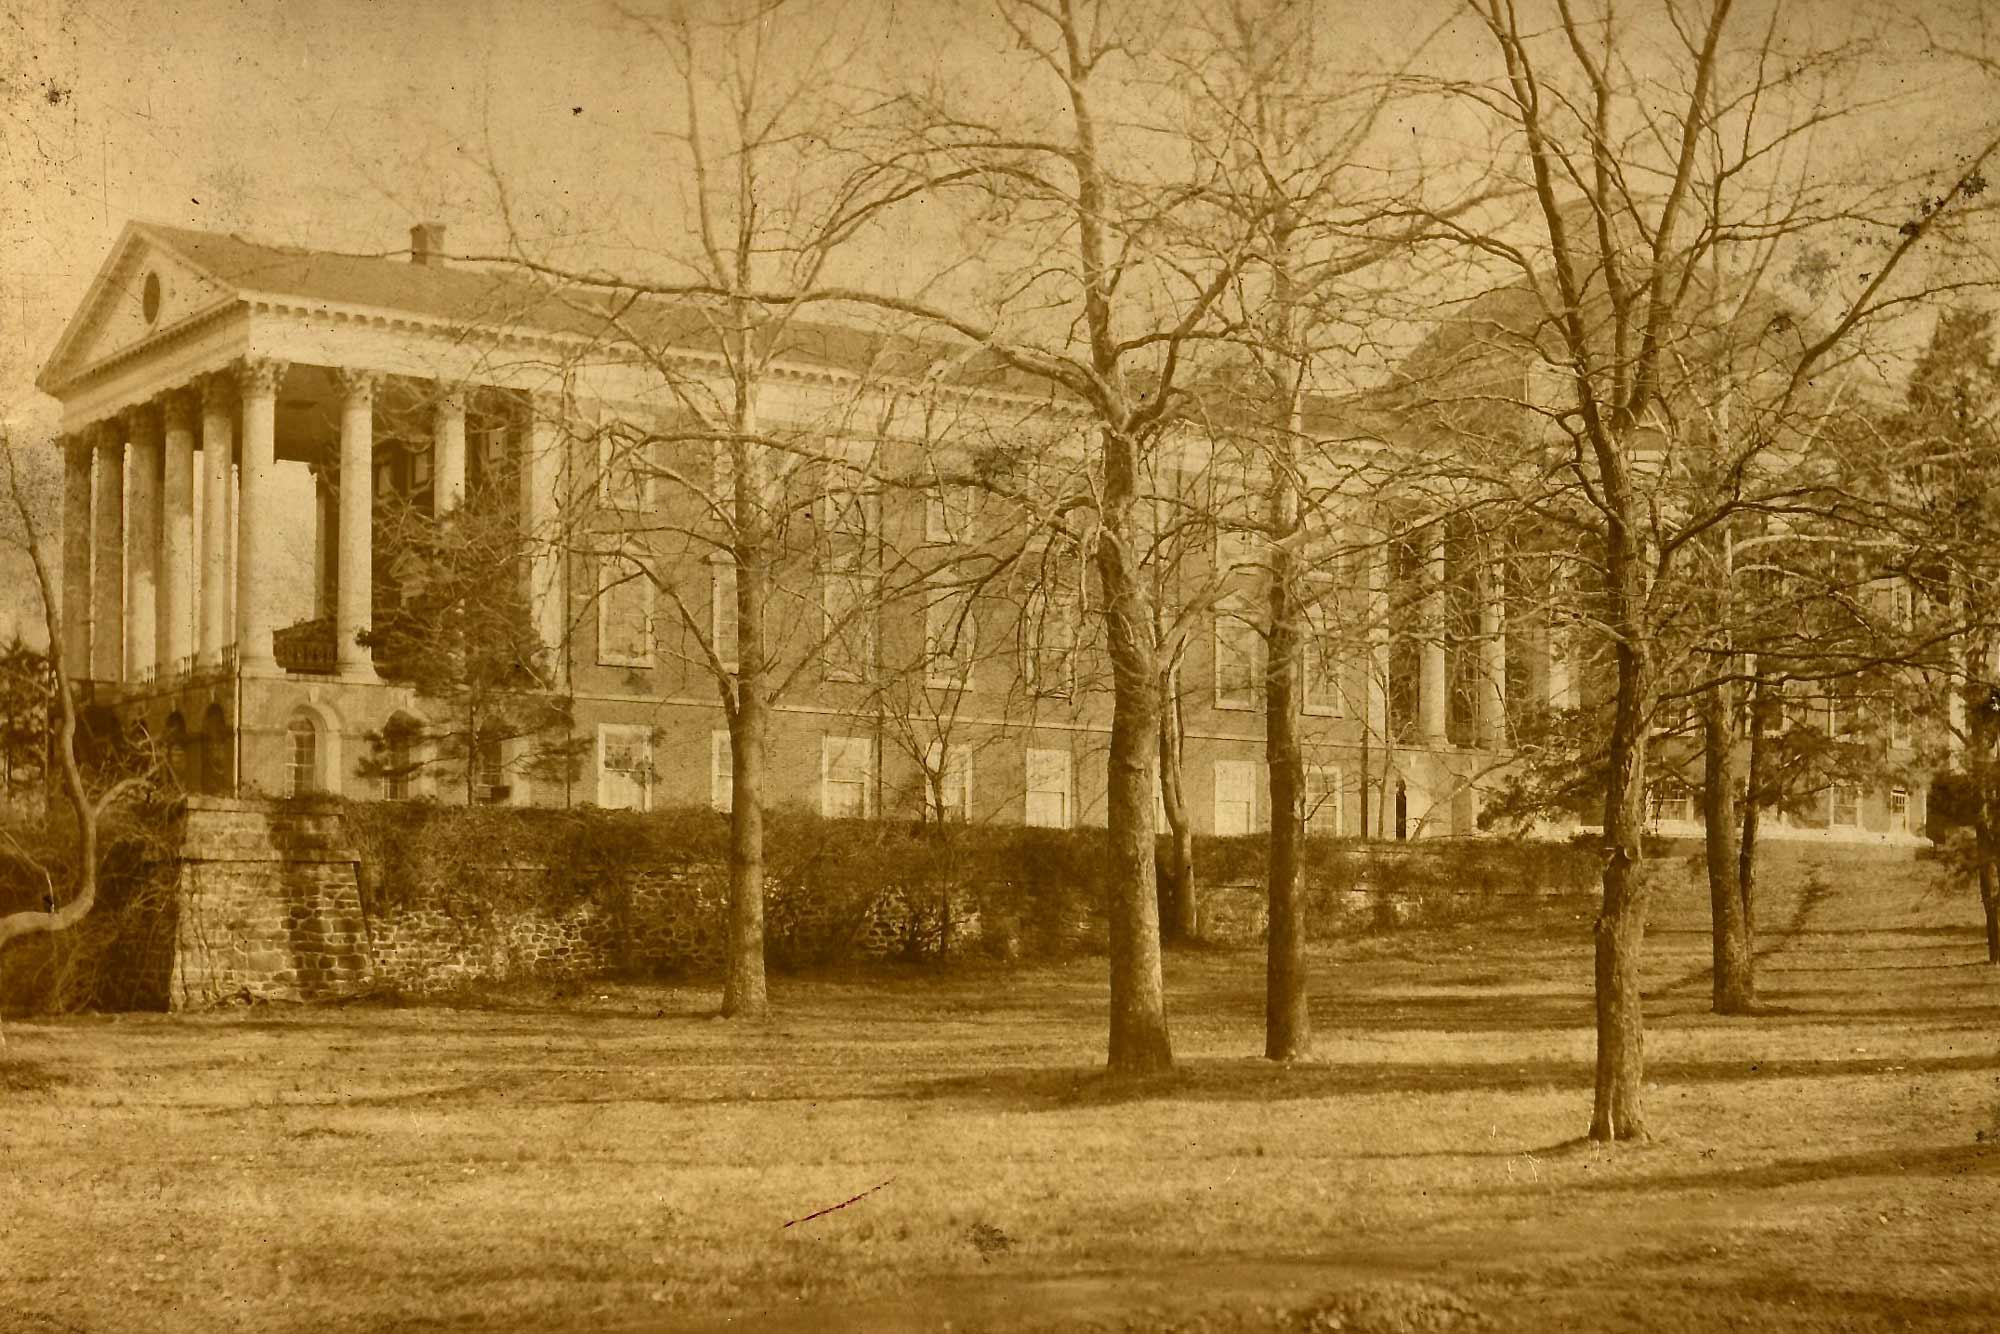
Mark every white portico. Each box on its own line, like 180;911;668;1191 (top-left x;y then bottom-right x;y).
37;221;570;796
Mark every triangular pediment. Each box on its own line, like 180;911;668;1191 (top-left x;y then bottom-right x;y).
37;224;240;394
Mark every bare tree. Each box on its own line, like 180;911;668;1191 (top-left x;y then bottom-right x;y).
0;434;147;1046
465;0;987;1019
1427;0;1999;1139
1173;0;1501;1060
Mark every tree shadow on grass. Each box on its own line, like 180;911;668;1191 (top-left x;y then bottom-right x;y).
896;1048;2000;1111
0;1055;70;1093
1585;1139;2000;1194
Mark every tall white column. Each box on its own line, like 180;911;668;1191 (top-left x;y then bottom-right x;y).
198;375;234;667
1419;523;1449;743
159;390;196;673
60;435;93;680
91;425;125;683
1365;537;1389;745
124;404;160;681
434;386;467;513
311;464;333;620
335;368;378;681
1478;547;1507;749
235;357;287;673
523;394;566;685
1546;555;1579;711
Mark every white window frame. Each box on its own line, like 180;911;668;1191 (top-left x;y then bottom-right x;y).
821;568;877;682
925;582;976;689
710;555;738;673
820;734;877;819
1301;587;1345;717
597;558;656;668
1832;782;1862;828
925;484;975;544
597;723;655;812
597;423;655;511
1022;583;1078;698
1213;758;1259;836
1889;786;1909;834
709;440;735;519
1215;523;1261;577
286;715;320;797
821;477;878;554
1213;604;1260;711
472;737;508;805
1024;747;1072;828
923;739;973;823
1305;764;1343;837
709;730;734;812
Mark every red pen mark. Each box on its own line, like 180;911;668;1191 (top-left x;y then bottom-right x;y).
783;1177;895;1229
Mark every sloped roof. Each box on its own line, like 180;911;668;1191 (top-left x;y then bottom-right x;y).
41;222;1059;399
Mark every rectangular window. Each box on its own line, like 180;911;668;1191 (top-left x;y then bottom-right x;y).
822;570;877;681
1890;787;1909;833
821;734;876;819
1022;583;1078;697
1302;594;1344;716
383;729;414;801
710;441;735;519
472;738;507;805
1214;605;1260;710
1833;783;1862;827
925;583;976;688
1647;780;1694;826
925;485;975;544
711;557;738;672
1024;747;1072;828
711;730;733;813
598;426;654;510
597;559;655;667
822;482;876;558
1305;765;1342;837
923;739;973;823
598;724;654;811
1215;523;1260;576
1213;759;1258;836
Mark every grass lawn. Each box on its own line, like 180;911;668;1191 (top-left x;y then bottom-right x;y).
3;853;1998;1333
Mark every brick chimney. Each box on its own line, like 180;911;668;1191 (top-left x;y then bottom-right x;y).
409;222;448;267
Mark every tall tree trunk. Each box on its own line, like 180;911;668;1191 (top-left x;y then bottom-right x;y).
1978;803;2000;965
1981;853;2000;965
1259;203;1311;1061
1157;664;1197;944
719;377;769;1018
1265;533;1308;1060
1703;682;1754;1013
1591;557;1653;1142
1738;678;1767;959
1099;429;1173;1077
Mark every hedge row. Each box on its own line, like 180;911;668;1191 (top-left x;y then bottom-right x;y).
332;800;1603;964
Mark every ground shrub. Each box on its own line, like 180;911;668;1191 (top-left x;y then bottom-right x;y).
334;800;1602;972
0;799;182;1015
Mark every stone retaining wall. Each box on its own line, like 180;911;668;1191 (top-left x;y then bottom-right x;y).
172;798;373;1007
148;800;1610;1010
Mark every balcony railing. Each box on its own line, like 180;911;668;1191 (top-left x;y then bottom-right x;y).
273;617;338;674
118;643;241;694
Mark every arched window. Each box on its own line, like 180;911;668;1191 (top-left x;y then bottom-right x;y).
382;714;420;800
286;715;320;796
203;705;231;795
164;712;189;793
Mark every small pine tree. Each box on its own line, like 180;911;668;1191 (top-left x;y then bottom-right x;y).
360;495;584;805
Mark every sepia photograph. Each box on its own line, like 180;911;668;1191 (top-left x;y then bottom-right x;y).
1;0;1998;1329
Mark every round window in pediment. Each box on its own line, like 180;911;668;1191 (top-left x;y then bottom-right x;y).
141;271;161;324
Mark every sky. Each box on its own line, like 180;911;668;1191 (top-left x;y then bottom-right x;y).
0;0;1994;640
